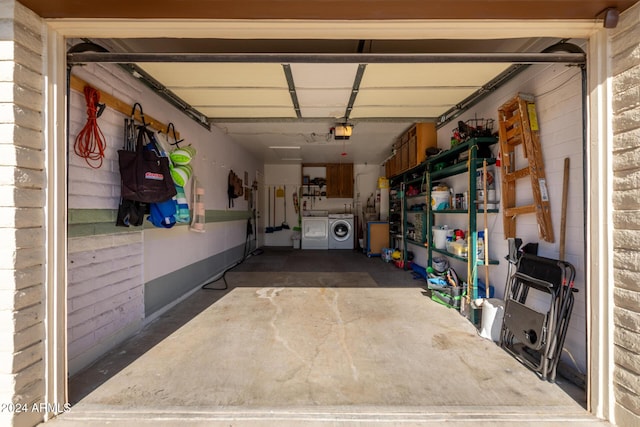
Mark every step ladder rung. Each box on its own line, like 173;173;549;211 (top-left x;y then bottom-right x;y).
504;114;521;128
506;127;523;142
504;167;530;182
500;98;521;112
506;135;523;146
505;205;537;217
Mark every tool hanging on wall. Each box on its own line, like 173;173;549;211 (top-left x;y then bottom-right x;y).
498;93;554;243
227;170;243;208
281;185;290;229
273;186;282;231
559;158;570;260
266;186;274;233
465;149;473;311
293;186;299;215
483;159;490;299
74;85;107;168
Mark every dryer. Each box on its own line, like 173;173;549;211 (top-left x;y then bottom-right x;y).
301;212;329;250
328;213;355;249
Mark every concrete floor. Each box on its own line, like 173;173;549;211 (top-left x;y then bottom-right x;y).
46;248;609;426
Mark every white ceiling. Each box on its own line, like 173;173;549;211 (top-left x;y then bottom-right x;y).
133;60;512;164
102;36;558;165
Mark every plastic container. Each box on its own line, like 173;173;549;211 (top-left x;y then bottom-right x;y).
431;191;450;210
292;231;301;249
446;240;468;257
432;227;448;249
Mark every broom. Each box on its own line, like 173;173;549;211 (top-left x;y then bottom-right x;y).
483;160;490;299
281;185;290;229
266;186;274;233
273;186;282;231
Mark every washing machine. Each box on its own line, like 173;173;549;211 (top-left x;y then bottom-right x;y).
328;213;355;249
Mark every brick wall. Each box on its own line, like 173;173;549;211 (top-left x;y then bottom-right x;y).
0;1;47;426
67;234;144;376
611;2;640;426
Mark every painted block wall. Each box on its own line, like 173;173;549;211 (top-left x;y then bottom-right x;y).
0;1;47;426
67;59;261;375
434;59;587;372
610;2;640;425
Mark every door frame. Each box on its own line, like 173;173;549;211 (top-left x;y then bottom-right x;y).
44;17;611;419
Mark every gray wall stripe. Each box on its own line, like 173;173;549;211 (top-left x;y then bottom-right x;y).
68;208;251;238
144;242;249;318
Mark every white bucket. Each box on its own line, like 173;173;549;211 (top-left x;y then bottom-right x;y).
432;227;448;249
431;191;450;210
479;298;505;342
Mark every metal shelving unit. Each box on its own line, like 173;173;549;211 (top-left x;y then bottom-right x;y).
424;137;500;322
401;171;427;269
386;137;500;287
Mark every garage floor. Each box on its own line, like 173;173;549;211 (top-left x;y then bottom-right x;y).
48;248;608;426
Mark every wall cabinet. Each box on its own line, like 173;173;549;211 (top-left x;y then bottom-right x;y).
385;122;437;178
302;163;353;199
326;163;353;198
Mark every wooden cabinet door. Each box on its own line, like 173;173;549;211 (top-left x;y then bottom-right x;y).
340;163;354;198
326;163;353;198
394;150;402;174
400;141;409;171
408;135;417;167
325;164;340;198
415;122;437;164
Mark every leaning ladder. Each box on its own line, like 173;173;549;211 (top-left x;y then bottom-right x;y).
497;93;554;243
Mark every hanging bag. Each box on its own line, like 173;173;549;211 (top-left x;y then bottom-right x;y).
147;196;177;228
228;170;243;207
118;125;177;203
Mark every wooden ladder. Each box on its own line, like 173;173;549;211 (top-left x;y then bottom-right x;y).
498;93;554;243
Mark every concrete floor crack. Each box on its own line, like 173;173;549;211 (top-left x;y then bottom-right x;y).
256;287;310;367
321;288;359;381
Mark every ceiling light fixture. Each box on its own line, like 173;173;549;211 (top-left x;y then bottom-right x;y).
332;124;353;140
